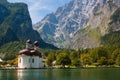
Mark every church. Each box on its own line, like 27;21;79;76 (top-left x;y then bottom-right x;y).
18;40;45;69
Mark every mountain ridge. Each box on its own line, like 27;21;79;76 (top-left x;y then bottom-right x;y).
34;0;120;49
0;0;58;49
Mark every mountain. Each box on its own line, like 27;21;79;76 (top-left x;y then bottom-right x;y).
100;7;120;48
34;0;120;49
34;0;89;48
0;0;57;49
71;0;120;50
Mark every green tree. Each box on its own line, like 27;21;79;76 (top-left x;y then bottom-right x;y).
70;51;79;60
90;47;109;62
116;54;120;65
89;49;99;62
107;59;114;65
56;53;71;67
46;53;55;66
80;54;93;67
111;48;120;61
72;58;80;67
97;57;107;65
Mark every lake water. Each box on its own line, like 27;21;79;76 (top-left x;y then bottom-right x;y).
0;68;120;80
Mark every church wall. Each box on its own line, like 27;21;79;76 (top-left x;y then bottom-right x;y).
31;56;40;68
39;58;45;68
18;55;45;69
18;55;31;68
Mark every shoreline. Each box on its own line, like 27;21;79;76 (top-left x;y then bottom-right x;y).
0;66;120;70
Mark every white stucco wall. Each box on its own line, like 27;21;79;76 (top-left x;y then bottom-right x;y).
31;56;40;68
18;55;31;68
18;55;45;69
39;58;46;68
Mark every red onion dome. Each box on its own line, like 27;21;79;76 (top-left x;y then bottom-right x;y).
26;39;32;44
34;41;39;46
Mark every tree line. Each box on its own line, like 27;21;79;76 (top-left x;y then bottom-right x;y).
0;41;120;68
46;46;120;67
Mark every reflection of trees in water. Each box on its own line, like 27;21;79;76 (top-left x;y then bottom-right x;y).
45;69;55;79
45;69;72;80
0;70;18;80
2;69;118;80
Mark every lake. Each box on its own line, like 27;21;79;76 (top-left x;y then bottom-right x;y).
0;68;120;80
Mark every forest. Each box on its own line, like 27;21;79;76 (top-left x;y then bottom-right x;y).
0;42;120;68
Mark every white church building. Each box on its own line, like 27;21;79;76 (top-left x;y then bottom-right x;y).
18;39;45;69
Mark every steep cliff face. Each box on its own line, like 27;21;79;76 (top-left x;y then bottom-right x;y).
71;0;120;50
34;0;91;48
34;0;120;49
0;0;57;49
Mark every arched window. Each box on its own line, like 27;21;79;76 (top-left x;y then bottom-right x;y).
19;58;21;63
32;58;34;63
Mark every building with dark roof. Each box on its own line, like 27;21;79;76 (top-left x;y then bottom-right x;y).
18;40;45;69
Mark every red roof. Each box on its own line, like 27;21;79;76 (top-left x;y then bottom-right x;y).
19;49;42;57
34;41;39;46
26;39;32;44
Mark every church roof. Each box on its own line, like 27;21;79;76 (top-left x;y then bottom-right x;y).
26;39;32;44
19;49;42;57
34;41;39;46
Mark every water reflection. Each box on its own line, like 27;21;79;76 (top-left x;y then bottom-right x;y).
0;70;18;80
17;69;72;80
45;69;72;80
0;68;120;80
17;69;43;80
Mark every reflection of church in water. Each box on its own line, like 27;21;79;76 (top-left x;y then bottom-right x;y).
18;39;45;69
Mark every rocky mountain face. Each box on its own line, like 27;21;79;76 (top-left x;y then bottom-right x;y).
71;0;120;50
34;0;90;48
34;0;120;49
0;0;57;49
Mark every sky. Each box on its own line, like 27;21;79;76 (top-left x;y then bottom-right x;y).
7;0;70;24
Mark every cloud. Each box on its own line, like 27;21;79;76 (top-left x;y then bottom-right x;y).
8;0;70;24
